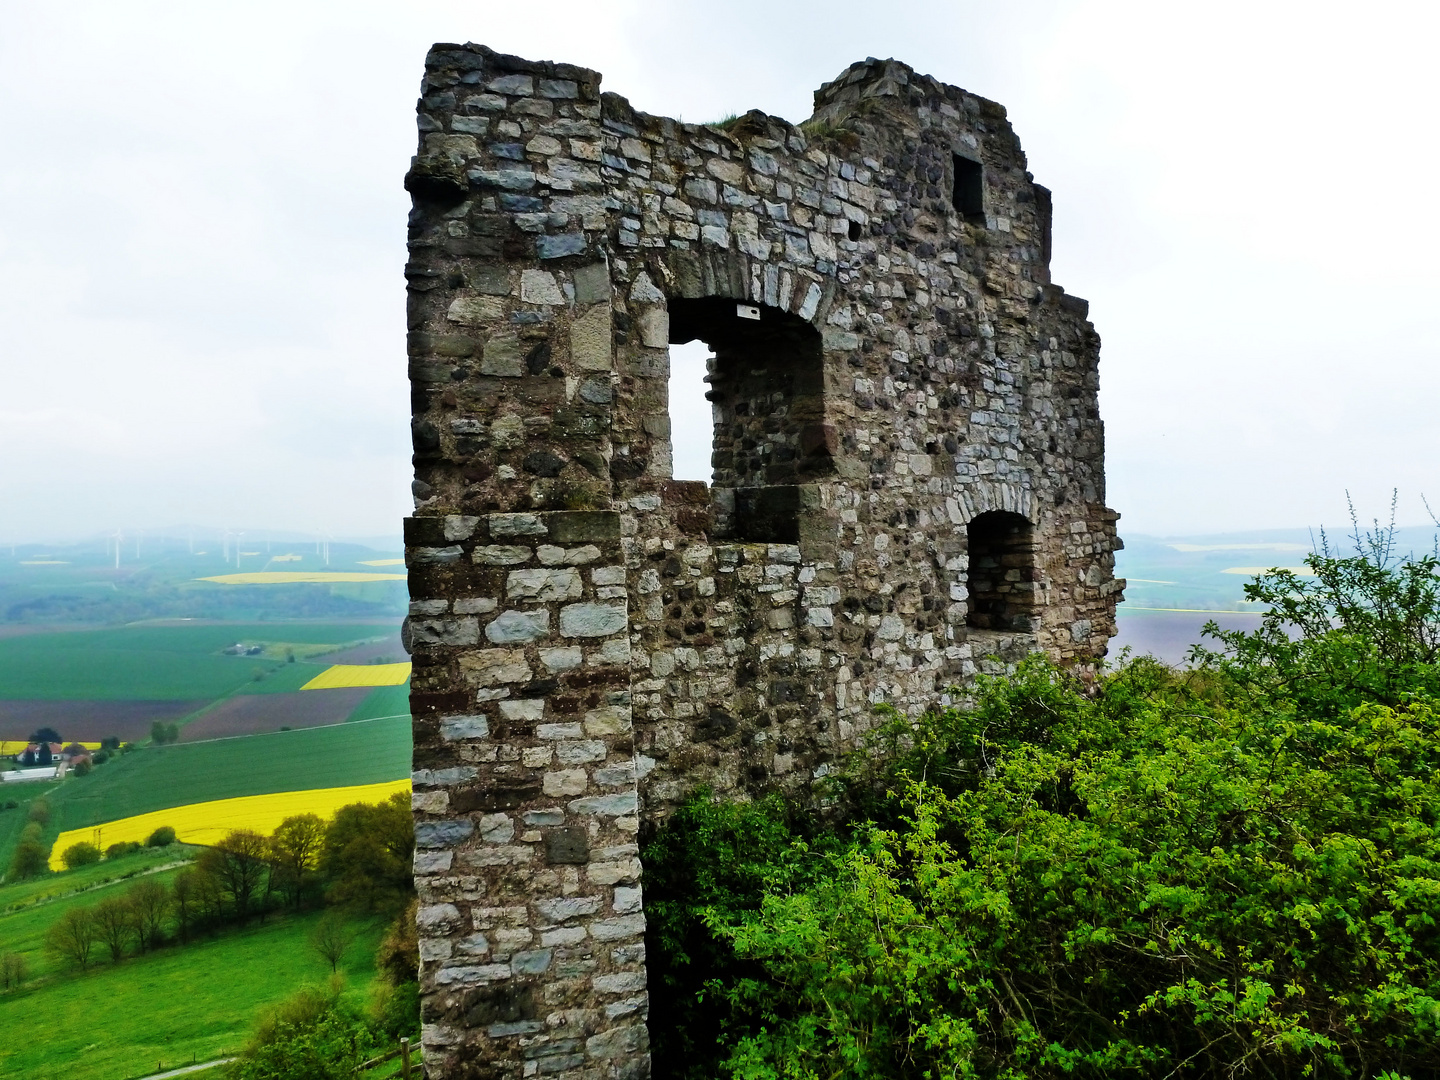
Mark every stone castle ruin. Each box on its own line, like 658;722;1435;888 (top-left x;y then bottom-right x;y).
403;43;1124;1079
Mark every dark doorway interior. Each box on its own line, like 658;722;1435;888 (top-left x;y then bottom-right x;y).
966;510;1037;632
668;298;829;543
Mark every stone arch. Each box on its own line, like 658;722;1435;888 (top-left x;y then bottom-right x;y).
949;480;1038;527
656;249;835;331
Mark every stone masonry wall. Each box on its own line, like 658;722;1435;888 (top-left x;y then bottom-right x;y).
404;44;1125;1079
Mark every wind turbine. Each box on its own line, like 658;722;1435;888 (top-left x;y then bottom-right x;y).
112;529;123;570
234;532;246;571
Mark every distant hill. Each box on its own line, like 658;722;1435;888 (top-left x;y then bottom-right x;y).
0;535;407;625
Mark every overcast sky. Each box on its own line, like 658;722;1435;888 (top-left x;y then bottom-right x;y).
1;0;1436;543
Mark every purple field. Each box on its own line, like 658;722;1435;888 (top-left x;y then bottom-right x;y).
179;688;371;740
0;699;207;741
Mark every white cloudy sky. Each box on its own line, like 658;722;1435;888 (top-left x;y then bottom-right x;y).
1;0;1436;542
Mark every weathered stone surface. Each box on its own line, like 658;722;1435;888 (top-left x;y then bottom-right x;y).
405;44;1124;1080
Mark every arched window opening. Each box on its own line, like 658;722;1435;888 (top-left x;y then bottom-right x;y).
667;297;828;543
966;510;1037;632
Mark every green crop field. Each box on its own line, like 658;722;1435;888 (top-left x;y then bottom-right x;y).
0;877;384;1080
0;717;410;873
346;683;412;723
0;623;391;701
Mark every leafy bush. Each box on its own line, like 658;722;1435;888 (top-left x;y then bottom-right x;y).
105;840;143;860
643;537;1440;1079
71;759;91;776
146;825;177;847
227;978;375;1080
61;842;102;869
26;800;49;825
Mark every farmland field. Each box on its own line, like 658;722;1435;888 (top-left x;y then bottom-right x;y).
0;716;410;872
302;662;412;689
347;683;412;723
0;699;209;742
49;778;411;867
0;623;395;701
178;688;371;740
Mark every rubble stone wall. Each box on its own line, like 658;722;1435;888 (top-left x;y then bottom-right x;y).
403;43;1125;1079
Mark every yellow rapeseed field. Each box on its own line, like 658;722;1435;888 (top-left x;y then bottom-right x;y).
301;663;413;690
48;778;411;870
198;572;408;584
1;741;102;756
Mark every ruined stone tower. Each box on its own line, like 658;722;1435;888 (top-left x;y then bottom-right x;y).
404;43;1124;1079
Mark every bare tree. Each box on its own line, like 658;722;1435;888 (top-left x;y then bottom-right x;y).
311;911;357;974
93;895;134;962
45;906;97;970
128;878;171;951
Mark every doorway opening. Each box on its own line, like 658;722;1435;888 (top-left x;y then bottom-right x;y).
667;298;828;543
966;510;1037;632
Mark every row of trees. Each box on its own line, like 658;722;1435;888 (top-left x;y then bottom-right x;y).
44;792;413;972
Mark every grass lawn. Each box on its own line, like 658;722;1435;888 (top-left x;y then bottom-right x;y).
0;717;410;873
0;624;388;701
0;905;385;1080
346;683;412;723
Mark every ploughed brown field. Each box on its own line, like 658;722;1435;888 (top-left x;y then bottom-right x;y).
0;699;207;741
178;688;371;741
318;633;406;666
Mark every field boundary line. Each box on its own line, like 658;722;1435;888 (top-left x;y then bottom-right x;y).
3;858;192;914
174;712;410;748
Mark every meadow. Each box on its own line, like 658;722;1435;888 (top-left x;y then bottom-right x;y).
0;875;384;1080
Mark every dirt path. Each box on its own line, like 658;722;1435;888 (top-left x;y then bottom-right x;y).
133;1057;236;1079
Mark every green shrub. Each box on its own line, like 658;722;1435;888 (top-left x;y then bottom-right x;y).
146;825;177;848
72;759;91;776
105;840;143;860
642;534;1440;1080
227;978;374;1080
26;800;49;825
7;839;48;881
61;842;102;869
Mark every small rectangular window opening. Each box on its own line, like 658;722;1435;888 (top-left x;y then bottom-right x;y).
952;153;984;222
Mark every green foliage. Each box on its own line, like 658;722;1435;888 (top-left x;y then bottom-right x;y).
227;978;375;1080
146;825;177;847
9;837;48;881
105;840;143;860
27;800;50;825
60;842;101;869
151;720;181;744
641;791;833;1078
644;542;1440;1078
70;759;90;777
1194;514;1440;717
374;899;418;988
319;793;414;915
